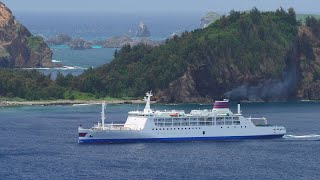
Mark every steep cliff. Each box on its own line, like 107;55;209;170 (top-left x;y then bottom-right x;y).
296;26;320;100
0;2;52;68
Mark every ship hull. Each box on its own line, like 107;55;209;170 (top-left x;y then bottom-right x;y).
78;134;285;143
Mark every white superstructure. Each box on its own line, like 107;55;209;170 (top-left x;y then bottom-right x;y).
78;91;286;143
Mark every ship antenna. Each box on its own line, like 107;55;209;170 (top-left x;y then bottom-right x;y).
101;102;106;129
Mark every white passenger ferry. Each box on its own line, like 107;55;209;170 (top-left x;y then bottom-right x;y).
78;91;286;143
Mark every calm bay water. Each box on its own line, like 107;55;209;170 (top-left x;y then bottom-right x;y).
0;102;319;179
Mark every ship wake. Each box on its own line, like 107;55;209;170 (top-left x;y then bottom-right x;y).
283;134;320;141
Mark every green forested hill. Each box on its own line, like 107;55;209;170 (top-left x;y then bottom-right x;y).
73;8;300;101
2;8;320;102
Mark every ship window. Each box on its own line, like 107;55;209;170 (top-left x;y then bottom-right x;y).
221;127;223;128
245;126;247;128
178;128;180;130
185;128;187;129
156;129;157;130
152;129;154;130
174;128;176;130
203;131;205;135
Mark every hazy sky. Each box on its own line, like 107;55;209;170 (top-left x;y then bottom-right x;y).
1;0;320;14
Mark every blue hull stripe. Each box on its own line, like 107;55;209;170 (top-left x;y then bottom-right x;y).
78;134;285;143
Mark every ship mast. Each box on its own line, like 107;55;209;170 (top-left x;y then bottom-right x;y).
101;102;106;129
144;91;153;113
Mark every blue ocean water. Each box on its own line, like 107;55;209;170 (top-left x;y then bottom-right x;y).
0;102;319;179
15;12;201;40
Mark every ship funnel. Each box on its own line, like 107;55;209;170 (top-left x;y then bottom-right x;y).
237;102;241;115
213;99;229;109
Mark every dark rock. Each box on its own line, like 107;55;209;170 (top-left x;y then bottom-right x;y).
0;2;53;68
136;22;151;37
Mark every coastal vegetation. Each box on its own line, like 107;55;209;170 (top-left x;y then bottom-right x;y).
1;8;320;102
73;8;301;101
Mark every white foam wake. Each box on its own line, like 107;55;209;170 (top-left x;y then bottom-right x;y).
52;59;61;63
23;66;88;70
284;134;320;140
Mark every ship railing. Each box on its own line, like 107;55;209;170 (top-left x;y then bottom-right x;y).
92;123;133;130
247;117;268;125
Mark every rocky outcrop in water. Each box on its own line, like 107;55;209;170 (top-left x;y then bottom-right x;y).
95;35;162;48
136;22;151;37
67;38;92;50
98;36;133;48
0;2;53;68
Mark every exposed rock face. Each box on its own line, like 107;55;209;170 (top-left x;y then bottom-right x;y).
200;12;220;28
155;69;210;103
0;2;52;68
46;33;72;45
296;26;320;100
67;38;92;50
136;22;151;37
100;36;133;48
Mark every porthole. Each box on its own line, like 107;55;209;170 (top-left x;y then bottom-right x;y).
178;128;180;130
156;129;157;130
221;127;223;128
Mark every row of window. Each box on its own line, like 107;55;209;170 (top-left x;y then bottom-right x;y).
155;117;239;122
152;127;202;130
152;126;247;131
154;121;241;127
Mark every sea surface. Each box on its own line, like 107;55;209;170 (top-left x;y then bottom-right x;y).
14;12;201;77
0;102;319;179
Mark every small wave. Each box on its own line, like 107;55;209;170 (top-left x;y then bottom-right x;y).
22;66;88;70
72;103;91;106
52;59;61;63
73;103;100;106
22;68;50;70
284;134;320;140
